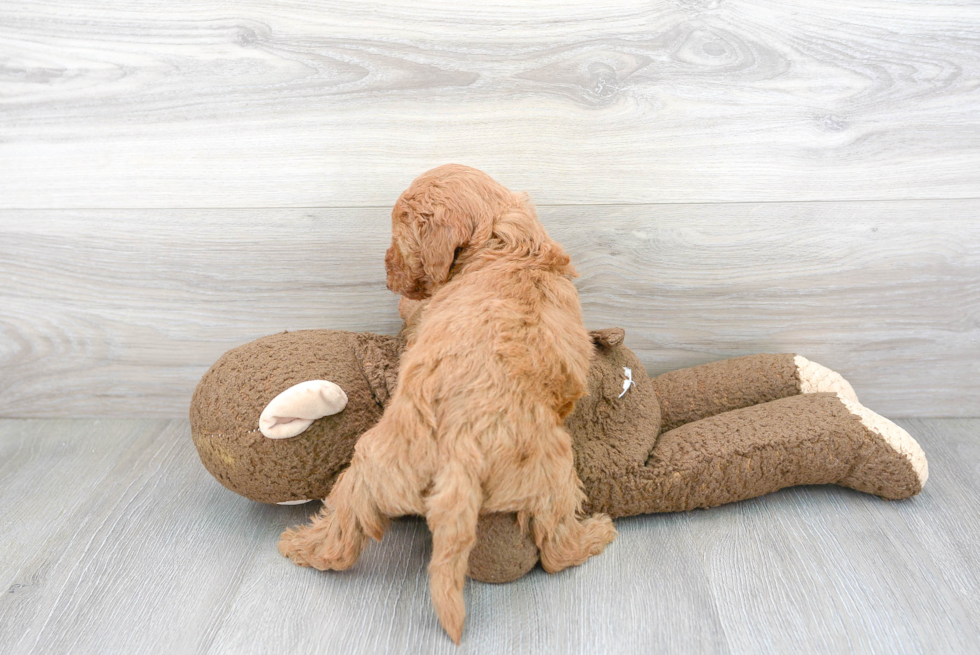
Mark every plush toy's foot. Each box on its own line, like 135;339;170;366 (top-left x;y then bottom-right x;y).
794;355;859;403
836;396;928;499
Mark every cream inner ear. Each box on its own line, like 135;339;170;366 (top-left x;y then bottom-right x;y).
259;380;349;439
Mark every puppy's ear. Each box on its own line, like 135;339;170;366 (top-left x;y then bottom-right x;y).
417;206;467;289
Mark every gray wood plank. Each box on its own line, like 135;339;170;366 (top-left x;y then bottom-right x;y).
1;0;978;207
0;419;306;654
690;474;979;653
890;419;980;633
2;200;977;418
1;418;978;654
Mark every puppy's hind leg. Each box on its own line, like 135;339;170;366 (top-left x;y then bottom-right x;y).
533;511;617;573
425;462;482;644
279;450;388;571
529;432;617;573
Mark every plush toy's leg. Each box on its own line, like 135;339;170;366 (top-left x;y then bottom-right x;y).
652;353;857;432
586;392;927;518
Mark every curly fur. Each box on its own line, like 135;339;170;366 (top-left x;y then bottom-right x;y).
279;164;616;643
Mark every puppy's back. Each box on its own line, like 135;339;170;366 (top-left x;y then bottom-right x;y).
398;260;591;424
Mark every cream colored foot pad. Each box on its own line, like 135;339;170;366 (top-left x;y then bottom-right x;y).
840;396;929;488
795;355;859;403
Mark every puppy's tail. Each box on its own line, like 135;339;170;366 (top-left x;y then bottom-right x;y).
425;462;482;645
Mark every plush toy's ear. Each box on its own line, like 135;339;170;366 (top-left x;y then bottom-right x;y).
590;328;625;348
259;380;349;439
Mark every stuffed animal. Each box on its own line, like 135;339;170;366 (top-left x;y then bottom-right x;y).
190;315;927;583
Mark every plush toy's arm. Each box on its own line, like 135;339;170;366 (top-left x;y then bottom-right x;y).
651;353;858;432
581;392;927;518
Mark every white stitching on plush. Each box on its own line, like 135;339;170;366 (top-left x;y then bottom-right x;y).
201;428;263;439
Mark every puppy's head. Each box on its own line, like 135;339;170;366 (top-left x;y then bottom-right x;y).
385;164;515;299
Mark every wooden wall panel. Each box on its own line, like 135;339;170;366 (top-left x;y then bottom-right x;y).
1;0;978;207
1;200;976;417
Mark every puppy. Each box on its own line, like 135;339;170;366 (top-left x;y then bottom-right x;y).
279;164;616;643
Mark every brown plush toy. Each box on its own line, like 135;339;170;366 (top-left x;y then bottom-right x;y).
191;322;927;583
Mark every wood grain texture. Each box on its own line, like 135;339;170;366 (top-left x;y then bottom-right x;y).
1;418;978;654
1;0;978;207
1;200;977;418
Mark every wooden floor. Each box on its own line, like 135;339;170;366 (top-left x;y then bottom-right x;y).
1;418;978;654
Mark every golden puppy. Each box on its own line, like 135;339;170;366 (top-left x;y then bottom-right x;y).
279;164;616;643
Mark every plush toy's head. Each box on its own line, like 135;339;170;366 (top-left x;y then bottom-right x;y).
190;330;401;505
